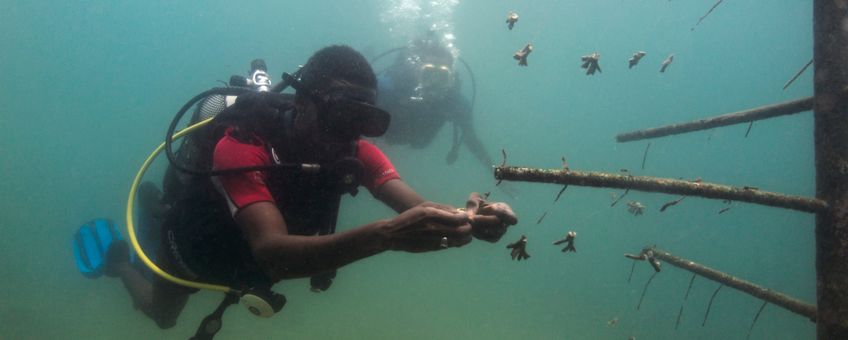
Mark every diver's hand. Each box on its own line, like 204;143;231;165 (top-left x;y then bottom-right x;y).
465;193;518;243
383;202;472;253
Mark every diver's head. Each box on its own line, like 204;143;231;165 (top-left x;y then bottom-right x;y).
406;37;457;100
292;45;390;143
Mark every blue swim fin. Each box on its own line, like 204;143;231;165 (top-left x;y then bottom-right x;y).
73;218;123;279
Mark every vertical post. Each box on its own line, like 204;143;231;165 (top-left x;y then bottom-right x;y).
814;1;848;338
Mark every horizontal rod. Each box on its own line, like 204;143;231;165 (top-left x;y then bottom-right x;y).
494;166;827;213
647;247;817;322
616;96;814;142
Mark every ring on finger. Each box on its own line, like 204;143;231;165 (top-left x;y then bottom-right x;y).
440;236;449;248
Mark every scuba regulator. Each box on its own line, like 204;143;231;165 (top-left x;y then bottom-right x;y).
228;59;273;91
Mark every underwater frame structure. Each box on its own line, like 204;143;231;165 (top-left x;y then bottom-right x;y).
494;2;848;339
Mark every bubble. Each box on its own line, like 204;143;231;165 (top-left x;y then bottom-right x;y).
380;0;461;58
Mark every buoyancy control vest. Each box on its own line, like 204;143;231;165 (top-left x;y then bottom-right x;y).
161;91;356;291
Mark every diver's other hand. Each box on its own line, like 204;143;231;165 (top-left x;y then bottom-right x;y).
465;193;518;243
383;202;472;253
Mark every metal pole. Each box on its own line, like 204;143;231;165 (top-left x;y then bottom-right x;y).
644;247;817;321
813;1;848;338
494;166;828;213
615;96;813;142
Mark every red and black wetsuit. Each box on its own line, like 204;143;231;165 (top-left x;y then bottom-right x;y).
161;125;400;290
212;128;400;217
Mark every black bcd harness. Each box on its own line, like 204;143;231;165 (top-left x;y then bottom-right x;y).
163;86;365;339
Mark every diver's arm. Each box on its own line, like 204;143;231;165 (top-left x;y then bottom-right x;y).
375;178;426;213
237;200;470;281
237;202;387;281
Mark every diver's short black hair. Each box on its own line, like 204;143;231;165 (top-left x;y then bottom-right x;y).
299;45;377;93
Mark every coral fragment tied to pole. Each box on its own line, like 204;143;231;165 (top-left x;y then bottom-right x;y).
506;235;530;261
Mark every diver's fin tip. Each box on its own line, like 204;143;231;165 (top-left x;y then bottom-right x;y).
72;218;124;279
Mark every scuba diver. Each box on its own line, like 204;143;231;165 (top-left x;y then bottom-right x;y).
72;45;517;339
375;33;497;168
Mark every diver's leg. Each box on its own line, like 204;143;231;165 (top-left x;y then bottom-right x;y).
106;242;191;329
147;273;191;329
106;240;153;309
144;245;194;329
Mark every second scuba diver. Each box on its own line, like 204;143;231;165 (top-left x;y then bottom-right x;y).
376;34;498;168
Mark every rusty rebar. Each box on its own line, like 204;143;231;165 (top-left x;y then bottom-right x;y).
494;167;828;213
660;196;687;212
691;0;724;31
611;188;629;207
641;142;651;170
628;260;637;283
536;211;548;225
637;271;659;311
783;58;813;91
675;274;697;330
615;96;814;142
746;301;769;340
647;247;817;322
703;284;724;326
554;185;568;202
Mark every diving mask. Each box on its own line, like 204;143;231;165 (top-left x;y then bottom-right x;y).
284;73;392;139
418;63;454;91
313;85;391;139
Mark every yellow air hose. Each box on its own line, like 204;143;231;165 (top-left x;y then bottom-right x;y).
124;117;239;295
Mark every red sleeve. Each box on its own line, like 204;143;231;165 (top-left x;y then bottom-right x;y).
357;140;401;194
212;132;275;215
